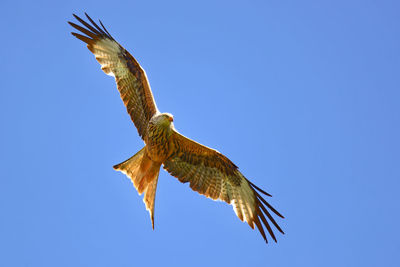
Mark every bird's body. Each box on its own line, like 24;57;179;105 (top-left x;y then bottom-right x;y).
69;13;284;243
145;113;174;163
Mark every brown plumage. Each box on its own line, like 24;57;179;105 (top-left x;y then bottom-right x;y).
69;13;284;243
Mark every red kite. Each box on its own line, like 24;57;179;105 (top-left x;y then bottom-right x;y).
69;13;284;243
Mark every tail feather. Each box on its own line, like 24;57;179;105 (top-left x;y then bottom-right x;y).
113;147;161;229
143;176;159;229
113;147;145;182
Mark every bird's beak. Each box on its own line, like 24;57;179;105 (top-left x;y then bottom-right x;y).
168;116;174;122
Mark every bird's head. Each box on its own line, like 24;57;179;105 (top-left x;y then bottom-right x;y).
153;113;174;127
162;113;174;123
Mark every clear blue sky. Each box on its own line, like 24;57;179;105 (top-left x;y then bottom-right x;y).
1;0;399;266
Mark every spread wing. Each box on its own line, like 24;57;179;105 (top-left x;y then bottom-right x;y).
163;130;285;243
68;13;158;139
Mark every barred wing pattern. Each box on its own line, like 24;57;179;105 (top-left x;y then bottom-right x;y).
163;130;285;243
68;14;158;139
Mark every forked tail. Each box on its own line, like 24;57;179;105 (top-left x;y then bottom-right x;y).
113;147;161;229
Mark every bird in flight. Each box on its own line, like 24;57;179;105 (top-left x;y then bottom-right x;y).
68;13;284;243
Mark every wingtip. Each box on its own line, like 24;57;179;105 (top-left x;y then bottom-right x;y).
274;209;285;219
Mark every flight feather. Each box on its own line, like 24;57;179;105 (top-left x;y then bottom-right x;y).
68;13;158;139
163;130;285;243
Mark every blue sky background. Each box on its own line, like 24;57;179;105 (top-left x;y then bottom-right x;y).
1;0;399;266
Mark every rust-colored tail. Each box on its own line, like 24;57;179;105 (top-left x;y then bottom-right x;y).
113;147;161;229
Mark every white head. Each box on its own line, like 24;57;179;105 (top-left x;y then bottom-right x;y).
152;113;174;127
